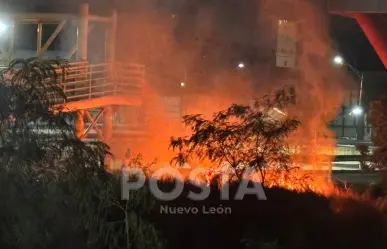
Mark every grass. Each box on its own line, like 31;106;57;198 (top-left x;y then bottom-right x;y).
135;178;387;249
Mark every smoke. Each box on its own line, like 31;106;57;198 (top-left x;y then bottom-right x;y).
111;0;257;165
111;0;348;174
261;0;347;172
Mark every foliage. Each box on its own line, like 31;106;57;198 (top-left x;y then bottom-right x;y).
1;58;387;249
369;97;387;168
355;144;372;171
0;58;75;249
68;153;164;249
169;87;300;185
150;178;387;249
242;238;283;249
0;58;163;249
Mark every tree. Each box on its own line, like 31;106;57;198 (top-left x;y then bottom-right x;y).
0;58;164;249
369;97;387;169
169;86;300;185
355;144;371;171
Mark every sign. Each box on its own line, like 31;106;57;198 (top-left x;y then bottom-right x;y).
276;20;297;68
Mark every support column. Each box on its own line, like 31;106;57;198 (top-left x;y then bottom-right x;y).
37;23;42;55
103;106;113;143
106;9;117;61
75;110;85;139
106;9;118;93
77;3;89;61
8;20;14;62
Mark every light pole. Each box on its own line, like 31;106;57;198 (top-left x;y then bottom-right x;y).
333;55;365;140
181;67;187;87
180;67;187;117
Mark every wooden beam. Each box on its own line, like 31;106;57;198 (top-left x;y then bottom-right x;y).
106;9;117;61
66;24;94;59
78;3;89;61
88;15;111;23
8;21;14;61
37;20;67;57
83;109;104;140
0;13;77;23
36;23;42;55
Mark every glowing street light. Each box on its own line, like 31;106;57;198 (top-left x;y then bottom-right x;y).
180;82;185;87
237;62;245;68
333;55;344;65
0;22;7;33
351;106;363;115
333;54;365;140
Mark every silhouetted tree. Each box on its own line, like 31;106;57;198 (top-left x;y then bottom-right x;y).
369;97;387;169
170;86;300;185
355;144;372;171
0;58;163;249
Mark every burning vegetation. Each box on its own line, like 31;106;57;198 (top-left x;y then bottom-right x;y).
108;0;353;195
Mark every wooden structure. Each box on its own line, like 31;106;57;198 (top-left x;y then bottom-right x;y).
0;4;145;143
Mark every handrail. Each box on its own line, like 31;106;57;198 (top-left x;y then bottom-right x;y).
54;61;145;103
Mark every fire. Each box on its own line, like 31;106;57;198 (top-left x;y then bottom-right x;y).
106;0;353;198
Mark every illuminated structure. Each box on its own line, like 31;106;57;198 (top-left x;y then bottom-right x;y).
1;1;381;170
0;4;145;143
328;0;387;142
327;1;387;169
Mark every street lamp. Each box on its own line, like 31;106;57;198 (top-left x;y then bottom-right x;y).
333;55;365;139
351;106;363;115
0;22;7;32
237;62;245;69
333;55;364;112
333;55;344;65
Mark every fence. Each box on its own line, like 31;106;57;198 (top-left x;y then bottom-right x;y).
57;61;145;102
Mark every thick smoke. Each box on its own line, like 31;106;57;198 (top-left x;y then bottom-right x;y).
111;0;256;166
261;0;348;177
110;0;348;174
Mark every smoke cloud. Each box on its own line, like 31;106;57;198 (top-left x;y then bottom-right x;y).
109;0;349;175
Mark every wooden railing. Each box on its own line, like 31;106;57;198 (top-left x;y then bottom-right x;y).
56;61;145;102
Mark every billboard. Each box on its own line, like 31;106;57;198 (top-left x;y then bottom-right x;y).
276;20;297;68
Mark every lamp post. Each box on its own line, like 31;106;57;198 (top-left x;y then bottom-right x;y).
180;67;187;117
333;55;365;140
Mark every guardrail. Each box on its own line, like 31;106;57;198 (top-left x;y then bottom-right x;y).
56;61;145;102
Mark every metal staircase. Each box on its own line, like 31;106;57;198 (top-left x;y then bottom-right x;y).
55;61;144;103
52;61;146;142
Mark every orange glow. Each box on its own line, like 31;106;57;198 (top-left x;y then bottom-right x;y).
101;0;354;196
54;95;142;112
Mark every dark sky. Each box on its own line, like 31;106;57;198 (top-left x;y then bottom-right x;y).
1;0;386;103
1;0;385;73
330;15;385;72
330;15;387;106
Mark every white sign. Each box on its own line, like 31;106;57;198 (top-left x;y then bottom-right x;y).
276;20;297;68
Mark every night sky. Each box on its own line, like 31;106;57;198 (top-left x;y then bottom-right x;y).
1;0;386;102
330;15;387;108
0;0;384;71
331;15;384;72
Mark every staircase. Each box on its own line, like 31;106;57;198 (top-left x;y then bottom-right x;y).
55;61;144;109
52;61;146;141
